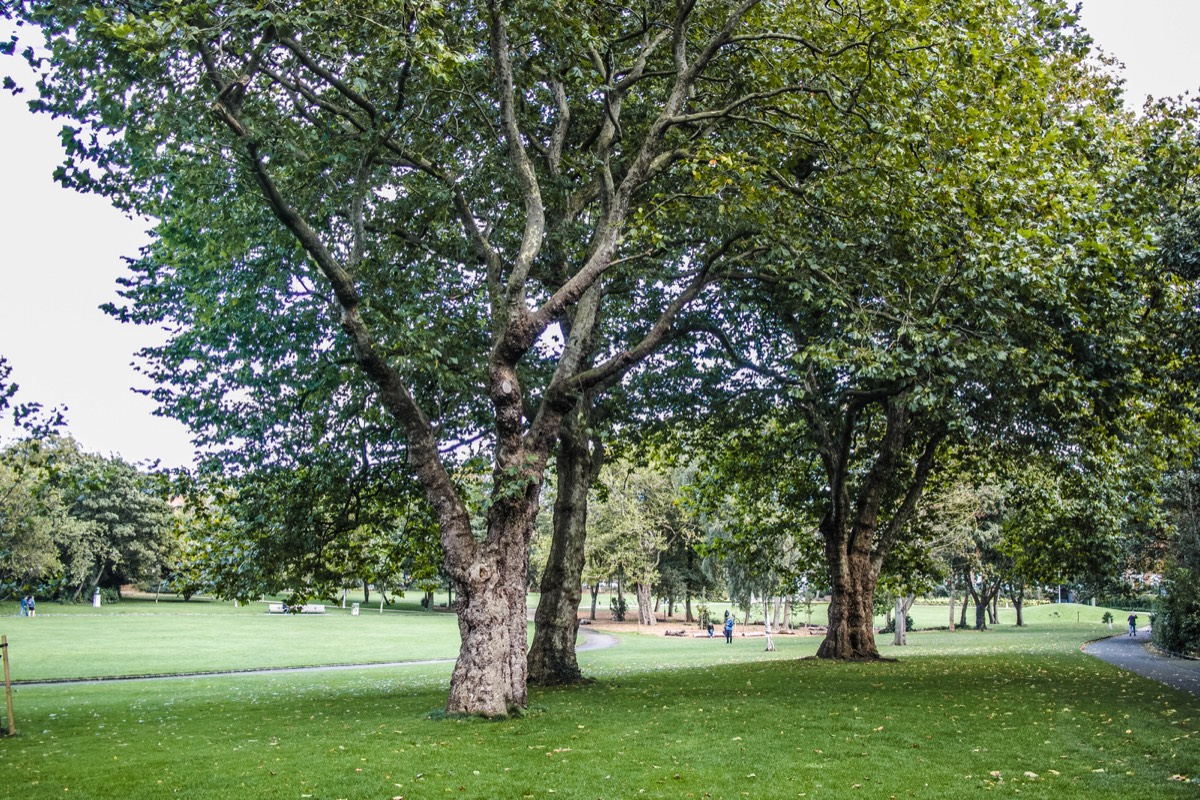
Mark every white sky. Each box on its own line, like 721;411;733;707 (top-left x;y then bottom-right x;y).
1;1;1198;470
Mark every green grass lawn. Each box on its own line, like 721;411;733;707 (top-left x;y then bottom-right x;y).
0;598;463;681
1;602;1196;799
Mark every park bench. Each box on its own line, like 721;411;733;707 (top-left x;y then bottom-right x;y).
267;603;327;614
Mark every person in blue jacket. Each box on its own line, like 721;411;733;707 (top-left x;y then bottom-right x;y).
723;615;735;643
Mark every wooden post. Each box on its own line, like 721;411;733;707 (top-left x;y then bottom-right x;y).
2;635;14;736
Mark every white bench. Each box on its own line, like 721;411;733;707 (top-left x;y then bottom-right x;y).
268;603;326;614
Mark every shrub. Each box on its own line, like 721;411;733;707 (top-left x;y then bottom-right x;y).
880;614;915;634
610;594;627;622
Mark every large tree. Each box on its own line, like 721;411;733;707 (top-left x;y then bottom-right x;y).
6;0;900;714
683;4;1180;659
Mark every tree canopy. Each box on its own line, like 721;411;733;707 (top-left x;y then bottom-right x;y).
6;0;1197;710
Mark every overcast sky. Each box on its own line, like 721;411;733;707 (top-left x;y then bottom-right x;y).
1;1;1198;470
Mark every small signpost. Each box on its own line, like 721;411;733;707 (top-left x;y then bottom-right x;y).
1;635;14;736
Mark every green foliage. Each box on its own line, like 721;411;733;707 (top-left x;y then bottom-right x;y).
1154;464;1200;656
608;593;627;622
0;436;173;600
0;356;64;438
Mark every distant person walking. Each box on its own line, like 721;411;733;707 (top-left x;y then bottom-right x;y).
26;595;36;617
1128;612;1138;637
19;596;28;617
723;615;735;644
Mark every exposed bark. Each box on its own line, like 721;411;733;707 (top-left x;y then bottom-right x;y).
763;596;776;651
948;571;956;632
893;597;907;646
636;582;656;625
965;572;1002;630
445;500;538;717
201;0;766;717
959;573;970;629
817;537;881;659
589;582;600;620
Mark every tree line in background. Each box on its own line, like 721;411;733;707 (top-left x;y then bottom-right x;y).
3;0;1200;715
0;434;174;603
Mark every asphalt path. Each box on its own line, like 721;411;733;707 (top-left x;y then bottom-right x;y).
14;624;620;687
1084;628;1200;698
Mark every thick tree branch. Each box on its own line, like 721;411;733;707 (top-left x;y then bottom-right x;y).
874;430;946;561
487;0;546;328
208;92;476;574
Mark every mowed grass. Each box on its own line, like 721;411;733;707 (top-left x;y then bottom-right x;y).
0;603;1197;799
0;598;462;681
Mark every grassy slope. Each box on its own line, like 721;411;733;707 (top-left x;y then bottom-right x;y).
0;603;1196;799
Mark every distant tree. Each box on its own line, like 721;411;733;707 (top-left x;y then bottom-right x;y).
60;452;175;600
0;437;83;595
587;460;687;626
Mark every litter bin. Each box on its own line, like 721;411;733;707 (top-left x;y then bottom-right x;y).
351;603;360;616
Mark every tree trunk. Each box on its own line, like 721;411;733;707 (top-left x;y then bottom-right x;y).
589;582;599;621
893;596;907;646
948;571;956;632
444;506;536;717
75;563;107;603
958;569;971;629
363;579;370;605
814;401;942;661
763;596;776;651
967;573;988;630
782;595;793;632
1010;585;1025;627
528;402;595;686
817;531;881;660
685;591;694;624
636;582;655;625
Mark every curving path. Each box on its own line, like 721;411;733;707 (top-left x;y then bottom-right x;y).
15;624;619;687
575;625;619;652
1084;629;1200;699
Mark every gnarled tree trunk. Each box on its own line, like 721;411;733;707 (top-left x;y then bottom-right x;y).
445;500;538;717
816;528;881;660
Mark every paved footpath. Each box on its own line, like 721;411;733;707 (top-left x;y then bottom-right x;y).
1084;629;1200;699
